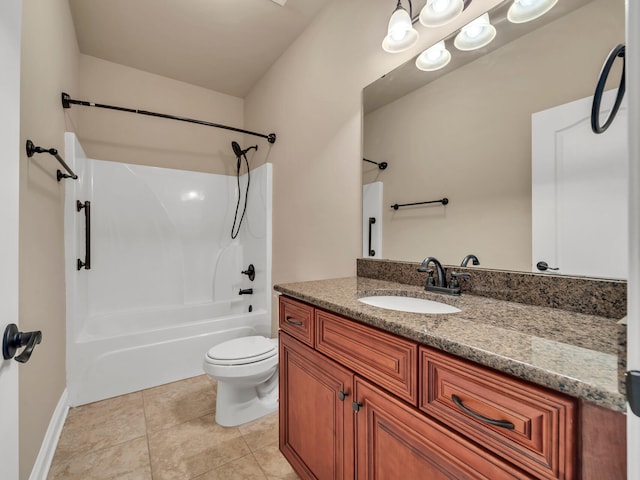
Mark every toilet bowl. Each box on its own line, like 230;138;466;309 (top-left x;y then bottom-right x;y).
203;335;278;427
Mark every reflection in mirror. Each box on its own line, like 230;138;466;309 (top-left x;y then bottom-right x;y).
362;0;625;278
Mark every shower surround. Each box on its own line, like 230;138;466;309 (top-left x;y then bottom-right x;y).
63;133;272;406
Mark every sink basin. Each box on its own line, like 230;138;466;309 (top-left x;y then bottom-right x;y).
358;296;461;314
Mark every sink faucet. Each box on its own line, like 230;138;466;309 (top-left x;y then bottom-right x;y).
418;257;447;288
461;254;480;267
417;257;468;296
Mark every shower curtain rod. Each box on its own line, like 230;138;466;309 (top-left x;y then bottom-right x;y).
61;92;277;144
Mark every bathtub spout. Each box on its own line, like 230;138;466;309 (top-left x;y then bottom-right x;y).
239;288;253;295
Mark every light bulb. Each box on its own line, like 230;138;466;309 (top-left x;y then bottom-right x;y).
454;13;496;51
508;0;558;23
415;41;451;71
382;3;419;53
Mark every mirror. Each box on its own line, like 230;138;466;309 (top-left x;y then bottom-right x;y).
362;0;625;277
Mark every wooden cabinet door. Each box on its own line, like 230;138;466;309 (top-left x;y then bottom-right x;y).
354;377;529;480
279;332;354;480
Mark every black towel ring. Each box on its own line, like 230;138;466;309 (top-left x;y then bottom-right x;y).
591;43;625;134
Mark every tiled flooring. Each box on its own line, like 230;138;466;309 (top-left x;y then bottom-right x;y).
48;375;300;480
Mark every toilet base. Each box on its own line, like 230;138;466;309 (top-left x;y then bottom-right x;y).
214;372;279;427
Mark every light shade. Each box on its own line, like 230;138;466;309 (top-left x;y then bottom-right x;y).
419;0;464;28
507;0;558;24
454;13;496;51
415;41;451;71
382;3;419;53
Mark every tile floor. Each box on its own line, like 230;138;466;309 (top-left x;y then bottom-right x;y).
48;375;300;480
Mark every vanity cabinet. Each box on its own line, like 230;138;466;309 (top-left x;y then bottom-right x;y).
278;295;623;480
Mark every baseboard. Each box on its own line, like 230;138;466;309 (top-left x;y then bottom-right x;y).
29;388;69;480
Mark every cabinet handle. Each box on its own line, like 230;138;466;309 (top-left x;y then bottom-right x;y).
285;316;303;326
352;401;362;412
338;390;349;401
451;394;514;430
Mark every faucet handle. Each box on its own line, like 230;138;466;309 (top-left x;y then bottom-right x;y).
449;271;471;290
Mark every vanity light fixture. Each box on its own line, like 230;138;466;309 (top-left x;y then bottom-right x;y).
382;0;419;53
415;40;451;71
419;0;465;27
507;0;558;24
454;13;496;51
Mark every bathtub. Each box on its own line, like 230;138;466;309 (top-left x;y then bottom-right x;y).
64;133;273;407
68;305;270;407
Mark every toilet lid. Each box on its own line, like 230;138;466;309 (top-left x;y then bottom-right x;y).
206;336;277;366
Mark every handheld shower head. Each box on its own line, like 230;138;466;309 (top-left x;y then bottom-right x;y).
231;141;258;158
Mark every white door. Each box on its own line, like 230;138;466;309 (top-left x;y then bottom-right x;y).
627;0;640;476
532;91;628;279
0;1;22;478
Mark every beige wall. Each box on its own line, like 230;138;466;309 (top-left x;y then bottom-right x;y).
244;0;503;324
363;0;624;271
19;0;79;477
76;54;248;175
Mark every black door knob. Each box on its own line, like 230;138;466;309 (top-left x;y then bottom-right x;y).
3;323;42;363
536;261;559;272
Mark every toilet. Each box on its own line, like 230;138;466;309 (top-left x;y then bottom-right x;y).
203;335;278;427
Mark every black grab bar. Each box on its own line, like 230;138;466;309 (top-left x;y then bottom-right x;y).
591;43;625;134
368;217;376;257
26;139;78;181
77;200;91;270
391;198;449;210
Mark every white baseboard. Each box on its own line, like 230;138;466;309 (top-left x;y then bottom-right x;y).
29;388;69;480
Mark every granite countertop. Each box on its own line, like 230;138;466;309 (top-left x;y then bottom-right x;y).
274;276;625;412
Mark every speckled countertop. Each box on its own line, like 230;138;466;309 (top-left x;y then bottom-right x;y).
274;276;625;412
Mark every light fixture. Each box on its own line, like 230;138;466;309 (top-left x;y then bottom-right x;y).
507;0;558;24
382;0;419;53
454;13;496;51
419;0;464;28
415;41;451;71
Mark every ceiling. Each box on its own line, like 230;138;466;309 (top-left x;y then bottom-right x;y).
68;0;332;98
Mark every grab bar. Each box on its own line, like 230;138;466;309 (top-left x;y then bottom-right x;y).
368;217;376;257
26;139;78;181
77;200;91;270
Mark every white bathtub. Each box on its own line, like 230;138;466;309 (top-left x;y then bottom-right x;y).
68;305;270;406
64;133;273;407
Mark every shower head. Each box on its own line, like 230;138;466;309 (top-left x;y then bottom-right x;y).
231;141;258;158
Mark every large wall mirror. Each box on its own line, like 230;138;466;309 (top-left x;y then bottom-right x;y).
363;0;625;278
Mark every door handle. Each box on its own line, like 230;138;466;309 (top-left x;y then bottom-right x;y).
2;324;42;363
536;261;559;271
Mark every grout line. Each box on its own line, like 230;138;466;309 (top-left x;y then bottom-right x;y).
141;389;154;479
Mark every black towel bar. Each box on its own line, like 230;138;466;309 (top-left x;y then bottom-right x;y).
391;198;449;210
26;139;77;181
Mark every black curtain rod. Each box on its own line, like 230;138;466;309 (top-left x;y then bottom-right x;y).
61;92;276;144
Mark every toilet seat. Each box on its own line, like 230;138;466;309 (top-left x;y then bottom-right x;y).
205;336;277;366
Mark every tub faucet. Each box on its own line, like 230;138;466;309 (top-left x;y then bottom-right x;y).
461;254;480;267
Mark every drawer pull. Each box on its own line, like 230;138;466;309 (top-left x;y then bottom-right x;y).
338;390;349;401
285;316;303;326
451;394;514;430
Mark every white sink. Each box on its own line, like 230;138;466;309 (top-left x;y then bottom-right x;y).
358;296;461;314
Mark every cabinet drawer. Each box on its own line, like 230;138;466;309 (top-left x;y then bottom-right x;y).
279;296;314;346
316;309;418;405
420;347;576;479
